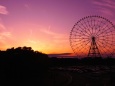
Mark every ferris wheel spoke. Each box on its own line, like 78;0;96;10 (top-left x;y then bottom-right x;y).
98;34;113;37
99;39;114;47
94;16;101;33
98;39;113;44
86;17;93;34
98;40;113;47
94;18;104;34
71;39;90;49
93;19;102;34
79;21;91;36
77;24;90;37
98;44;113;56
98;36;112;40
90;17;95;34
97;31;112;38
71;31;89;38
80;18;91;35
97;40;113;51
94;25;99;34
76;41;90;53
78;39;90;46
97;26;111;36
78;39;90;49
94;18;100;33
77;31;89;37
71;36;89;40
99;39;113;43
103;43;114;51
72;27;88;36
77;46;89;54
83;18;93;35
70;38;89;40
97;38;113;57
89;17;93;33
96;23;112;36
96;28;113;37
96;42;108;55
71;36;89;41
93;18;97;34
77;47;88;55
91;17;97;34
95;20;108;35
71;39;90;46
82;40;90;48
71;38;89;42
97;40;105;47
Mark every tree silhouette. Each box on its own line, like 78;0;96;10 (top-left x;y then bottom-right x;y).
0;46;49;86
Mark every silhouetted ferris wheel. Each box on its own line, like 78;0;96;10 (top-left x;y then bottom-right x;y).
70;16;115;58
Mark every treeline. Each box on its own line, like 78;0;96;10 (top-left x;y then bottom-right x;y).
0;46;49;86
49;57;115;67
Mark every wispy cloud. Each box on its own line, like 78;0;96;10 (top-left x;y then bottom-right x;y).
0;5;12;49
0;32;12;38
0;23;6;30
0;23;13;50
0;32;12;50
93;0;115;9
98;7;114;16
40;28;56;36
27;39;37;44
0;5;8;15
92;0;115;17
40;27;68;43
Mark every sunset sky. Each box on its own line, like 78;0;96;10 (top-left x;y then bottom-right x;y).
0;0;115;56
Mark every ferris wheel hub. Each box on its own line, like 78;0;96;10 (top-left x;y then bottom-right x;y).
92;36;95;41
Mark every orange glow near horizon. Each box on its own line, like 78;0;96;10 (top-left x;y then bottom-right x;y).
0;0;115;57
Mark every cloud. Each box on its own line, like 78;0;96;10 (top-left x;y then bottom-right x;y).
0;31;12;41
0;23;12;38
92;0;115;17
0;23;6;30
98;7;114;16
40;28;68;43
0;5;12;50
48;53;76;58
0;32;12;38
93;0;115;9
0;5;8;15
0;32;12;50
40;28;56;35
0;23;13;50
27;39;37;44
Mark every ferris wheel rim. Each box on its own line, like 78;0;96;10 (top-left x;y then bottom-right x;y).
70;15;115;58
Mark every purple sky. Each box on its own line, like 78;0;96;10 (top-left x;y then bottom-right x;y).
0;0;115;57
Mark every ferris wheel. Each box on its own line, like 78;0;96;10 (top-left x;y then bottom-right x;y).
70;16;115;58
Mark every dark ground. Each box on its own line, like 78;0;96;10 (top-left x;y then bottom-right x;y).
0;47;115;86
49;65;115;86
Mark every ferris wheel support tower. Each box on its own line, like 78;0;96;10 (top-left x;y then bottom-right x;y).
88;36;101;58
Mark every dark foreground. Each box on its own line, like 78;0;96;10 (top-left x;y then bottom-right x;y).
52;65;115;86
0;47;115;86
1;65;115;86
